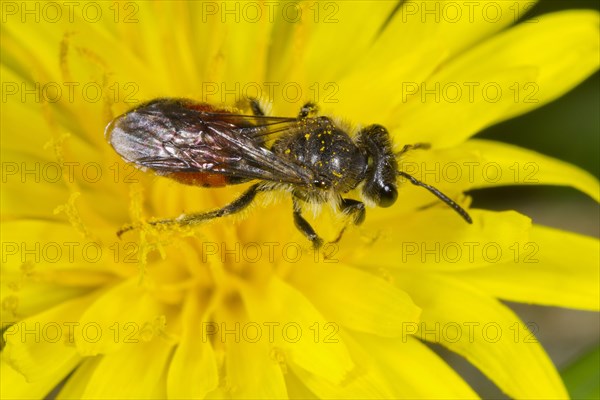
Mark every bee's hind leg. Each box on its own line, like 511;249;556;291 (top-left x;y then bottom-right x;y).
117;183;264;237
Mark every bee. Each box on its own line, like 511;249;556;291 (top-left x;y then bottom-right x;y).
106;98;471;248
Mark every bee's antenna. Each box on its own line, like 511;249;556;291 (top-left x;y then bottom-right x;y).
396;142;431;156
397;171;472;224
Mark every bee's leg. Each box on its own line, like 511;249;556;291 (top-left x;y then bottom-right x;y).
340;198;366;225
292;197;324;249
329;198;366;244
396;143;431;156
249;98;266;116
298;102;319;119
117;183;263;237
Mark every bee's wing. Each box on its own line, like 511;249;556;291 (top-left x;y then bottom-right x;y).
106;99;315;185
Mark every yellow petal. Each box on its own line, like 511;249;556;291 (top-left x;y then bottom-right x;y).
290;330;476;399
220;8;272;84
405;139;600;202
2;293;96;382
354;210;531;271
394;10;600;147
454;224;600;310
74;278;168;356
0;67;54;156
268;0;397;112
336;0;537;124
167;291;219;399
57;357;101;400
240;276;354;384
395;272;568;399
128;2;212;95
204;288;289;399
1;17;61;81
393;67;538;147
1;220;120;301
284;368;319;399
1;279;91;325
222;326;288;399
288;262;421;337
2;169;67;220
291;362;396;399
1;220;108;322
2;25;133;148
79;340;172;399
356;334;478;399
289;333;397;399
484;10;600;122
0;360;58;400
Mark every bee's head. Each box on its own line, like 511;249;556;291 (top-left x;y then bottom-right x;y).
362;168;398;207
357;125;398;208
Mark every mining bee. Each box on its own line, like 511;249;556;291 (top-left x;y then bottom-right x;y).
106;98;471;248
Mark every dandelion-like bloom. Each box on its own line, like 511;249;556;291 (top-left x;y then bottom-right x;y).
1;1;599;399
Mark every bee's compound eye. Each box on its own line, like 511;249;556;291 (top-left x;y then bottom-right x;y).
378;184;397;208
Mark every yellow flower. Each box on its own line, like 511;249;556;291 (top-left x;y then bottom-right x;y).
1;1;598;399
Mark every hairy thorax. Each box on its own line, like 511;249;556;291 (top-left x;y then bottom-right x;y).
271;117;368;203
